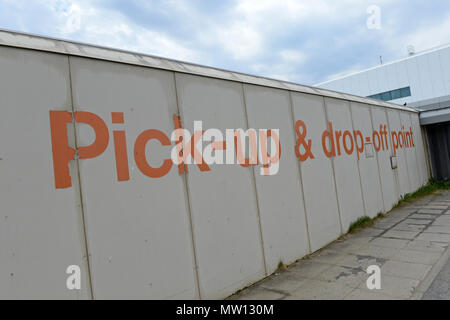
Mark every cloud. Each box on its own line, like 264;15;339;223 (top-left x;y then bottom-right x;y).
390;13;450;54
58;2;82;34
1;0;450;85
41;0;203;62
247;49;307;82
319;64;367;84
279;50;306;64
212;22;262;60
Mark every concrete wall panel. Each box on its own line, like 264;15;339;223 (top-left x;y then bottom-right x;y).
350;103;384;217
370;107;398;210
0;47;90;299
290;93;341;251
325;98;365;231
69;57;198;299
411;114;430;185
387;110;410;197
243;84;310;273
400;112;421;192
175;73;265;299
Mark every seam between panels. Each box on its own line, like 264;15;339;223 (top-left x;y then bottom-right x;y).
67;55;95;300
173;72;202;299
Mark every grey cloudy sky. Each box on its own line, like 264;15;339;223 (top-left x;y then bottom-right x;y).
1;0;450;85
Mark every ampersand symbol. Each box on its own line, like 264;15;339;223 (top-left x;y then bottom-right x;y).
295;120;315;162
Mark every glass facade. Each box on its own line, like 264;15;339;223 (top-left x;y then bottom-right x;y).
368;87;411;102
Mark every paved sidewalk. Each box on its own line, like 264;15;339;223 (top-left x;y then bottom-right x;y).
423;245;450;299
229;190;450;300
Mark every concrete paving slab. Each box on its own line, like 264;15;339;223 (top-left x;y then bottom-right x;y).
351;245;399;259
308;249;348;265
344;288;398;300
427;203;450;207
405;240;447;253
423;206;448;210
391;249;441;265
382;260;431;280
378;216;407;224
260;273;309;293
412;201;432;206
285;279;353;300
410;214;436;219
393;222;426;232
342;235;374;245
326;240;366;254
418;209;444;214
435;216;450;223
370;238;409;249
404;218;433;225
350;227;385;237
358;275;420;299
232;287;286;300
424;226;450;234
416;233;450;243
432;220;450;227
315;265;367;288
287;260;333;279
399;206;423;210
373;220;401;230
431;242;450;249
338;253;387;270
381;230;420;240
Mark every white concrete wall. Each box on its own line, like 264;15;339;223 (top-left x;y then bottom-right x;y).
244;84;310;275
351;102;384;218
325;98;366;231
69;57;198;299
290;93;342;252
0;45;430;300
175;74;265;299
370;107;399;210
0;47;91;299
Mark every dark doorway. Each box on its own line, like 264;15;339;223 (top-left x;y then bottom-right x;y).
426;121;450;181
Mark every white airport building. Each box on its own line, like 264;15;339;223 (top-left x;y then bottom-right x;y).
317;45;450;181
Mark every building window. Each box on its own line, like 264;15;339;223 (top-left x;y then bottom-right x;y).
391;89;401;100
368;86;411;102
400;87;411;97
381;91;392;101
